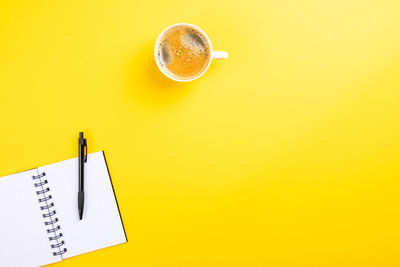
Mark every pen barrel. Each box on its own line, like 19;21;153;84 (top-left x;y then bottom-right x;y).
78;191;85;210
78;137;85;191
78;158;84;190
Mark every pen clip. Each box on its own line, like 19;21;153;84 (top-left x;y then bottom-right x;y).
83;139;88;163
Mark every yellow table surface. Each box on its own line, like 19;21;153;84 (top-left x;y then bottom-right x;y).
1;0;400;266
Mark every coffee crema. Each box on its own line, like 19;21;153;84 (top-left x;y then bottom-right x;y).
157;25;211;80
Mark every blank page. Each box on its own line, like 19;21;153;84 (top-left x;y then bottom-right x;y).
39;151;127;259
0;170;60;267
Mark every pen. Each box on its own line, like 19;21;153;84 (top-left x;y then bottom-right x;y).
78;132;87;220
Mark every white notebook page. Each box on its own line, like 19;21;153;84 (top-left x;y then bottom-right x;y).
39;151;127;259
0;170;59;267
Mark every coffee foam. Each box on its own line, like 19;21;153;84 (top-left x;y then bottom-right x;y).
159;42;171;66
157;25;210;80
182;31;208;53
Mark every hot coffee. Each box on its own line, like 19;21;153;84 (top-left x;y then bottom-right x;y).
156;25;211;80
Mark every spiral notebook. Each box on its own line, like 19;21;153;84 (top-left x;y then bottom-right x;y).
0;151;127;267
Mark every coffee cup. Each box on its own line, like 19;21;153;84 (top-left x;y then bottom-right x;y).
154;23;228;82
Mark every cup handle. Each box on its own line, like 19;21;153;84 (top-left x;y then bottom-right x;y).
212;51;228;59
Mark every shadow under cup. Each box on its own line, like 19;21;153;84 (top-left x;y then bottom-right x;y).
155;24;213;82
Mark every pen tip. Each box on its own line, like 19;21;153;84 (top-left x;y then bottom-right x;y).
79;210;83;220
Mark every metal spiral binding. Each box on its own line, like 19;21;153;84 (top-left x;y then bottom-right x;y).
32;172;67;257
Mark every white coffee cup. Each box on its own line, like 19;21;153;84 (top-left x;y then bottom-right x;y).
154;23;228;82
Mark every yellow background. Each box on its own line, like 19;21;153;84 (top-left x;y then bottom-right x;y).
1;0;400;266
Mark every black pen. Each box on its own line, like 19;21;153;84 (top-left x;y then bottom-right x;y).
78;132;87;220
